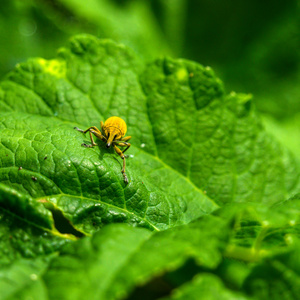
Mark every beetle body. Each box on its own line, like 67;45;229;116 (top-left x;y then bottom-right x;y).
102;116;127;148
74;116;131;183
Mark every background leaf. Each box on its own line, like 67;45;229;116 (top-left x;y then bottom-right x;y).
0;255;53;300
161;273;250;300
243;237;300;300
43;215;229;300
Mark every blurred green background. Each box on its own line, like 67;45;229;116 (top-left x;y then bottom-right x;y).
0;0;299;156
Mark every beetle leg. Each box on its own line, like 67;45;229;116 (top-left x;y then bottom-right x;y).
120;136;131;142
81;131;98;148
113;144;129;184
74;126;101;135
118;137;131;155
74;126;106;147
90;129;107;142
116;142;131;154
74;126;85;133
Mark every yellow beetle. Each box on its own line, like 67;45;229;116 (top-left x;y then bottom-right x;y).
74;116;131;183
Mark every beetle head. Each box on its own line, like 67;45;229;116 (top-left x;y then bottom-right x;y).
104;124;123;148
106;133;117;148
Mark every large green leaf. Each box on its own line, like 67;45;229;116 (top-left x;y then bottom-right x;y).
0;34;299;242
0;35;298;234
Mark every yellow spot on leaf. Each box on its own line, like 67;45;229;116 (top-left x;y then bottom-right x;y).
37;58;66;78
176;68;188;81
